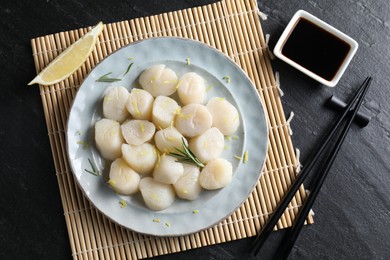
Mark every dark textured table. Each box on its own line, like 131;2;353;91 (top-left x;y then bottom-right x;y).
1;0;389;259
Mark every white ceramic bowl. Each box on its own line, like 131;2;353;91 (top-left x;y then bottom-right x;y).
274;10;358;87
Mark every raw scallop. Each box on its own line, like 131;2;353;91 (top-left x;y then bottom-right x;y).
139;64;178;97
206;97;240;135
139;177;175;211
175;104;212;137
153;154;184;184
95;118;124;160
199;158;233;190
122;143;157;175
173;164;202;201
103;86;130;122
177;72;206;105
152;96;180;129
154;126;186;153
121;119;155;145
108;158;140;195
126;88;154;120
189;127;224;163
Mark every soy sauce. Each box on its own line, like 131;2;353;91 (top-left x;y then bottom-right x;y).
281;18;351;81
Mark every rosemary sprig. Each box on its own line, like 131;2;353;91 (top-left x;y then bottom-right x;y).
96;72;122;82
170;138;205;168
84;158;100;176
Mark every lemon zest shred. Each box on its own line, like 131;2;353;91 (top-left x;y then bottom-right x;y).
234;155;242;160
77;140;89;150
174;107;181;115
156;152;161;168
176;80;182;89
107;179;116;186
139;121;145;132
243;151;249;164
119;200;127;208
139;149;148;156
178;113;191;120
132;100;140;114
223;116;229;124
150;192;160;202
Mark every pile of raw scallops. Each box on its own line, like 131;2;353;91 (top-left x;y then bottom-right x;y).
94;64;240;211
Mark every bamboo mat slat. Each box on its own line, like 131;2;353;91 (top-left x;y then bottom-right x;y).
30;0;313;259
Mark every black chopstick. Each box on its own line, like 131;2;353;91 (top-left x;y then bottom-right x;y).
249;76;372;256
249;77;370;255
272;77;372;259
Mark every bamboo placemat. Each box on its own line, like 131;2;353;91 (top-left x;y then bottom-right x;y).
30;0;313;259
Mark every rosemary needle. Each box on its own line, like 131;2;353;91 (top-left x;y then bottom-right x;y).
96;72;122;82
84;158;99;176
170;138;204;168
123;62;134;76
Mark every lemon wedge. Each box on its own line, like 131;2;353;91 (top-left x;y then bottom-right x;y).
28;21;104;86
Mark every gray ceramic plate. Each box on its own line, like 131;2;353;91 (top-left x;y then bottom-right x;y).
66;37;268;236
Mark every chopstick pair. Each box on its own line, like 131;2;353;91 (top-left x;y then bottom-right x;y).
249;76;372;259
